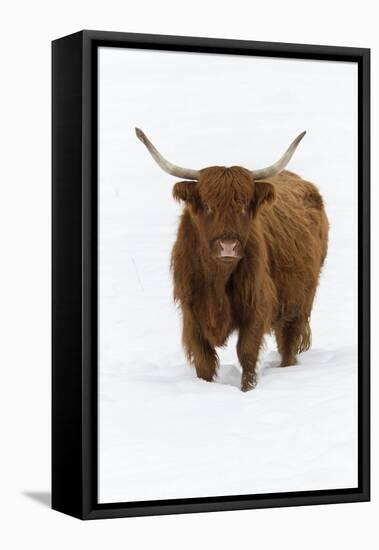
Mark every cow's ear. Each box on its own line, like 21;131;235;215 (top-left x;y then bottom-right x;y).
172;181;199;204
251;181;275;215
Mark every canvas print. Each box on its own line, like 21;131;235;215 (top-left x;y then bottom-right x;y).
98;48;357;503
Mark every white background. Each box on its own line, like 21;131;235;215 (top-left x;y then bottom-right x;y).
0;1;376;549
98;49;358;502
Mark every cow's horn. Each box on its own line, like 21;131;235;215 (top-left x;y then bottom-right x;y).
135;128;200;180
251;131;306;180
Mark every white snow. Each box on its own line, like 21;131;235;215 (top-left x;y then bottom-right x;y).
98;48;358;503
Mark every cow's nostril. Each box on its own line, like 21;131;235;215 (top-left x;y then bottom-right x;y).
219;240;238;256
220;240;237;248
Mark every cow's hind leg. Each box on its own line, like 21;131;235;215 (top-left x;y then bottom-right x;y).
275;316;311;367
182;307;219;382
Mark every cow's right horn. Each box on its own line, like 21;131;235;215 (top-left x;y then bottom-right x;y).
135;128;200;180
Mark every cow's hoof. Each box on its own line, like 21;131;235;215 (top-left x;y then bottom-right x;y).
241;376;257;392
196;372;215;383
280;357;297;368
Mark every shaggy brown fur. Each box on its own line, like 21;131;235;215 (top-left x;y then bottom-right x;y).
170;166;328;391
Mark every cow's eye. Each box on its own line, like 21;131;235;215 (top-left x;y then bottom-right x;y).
203;202;210;211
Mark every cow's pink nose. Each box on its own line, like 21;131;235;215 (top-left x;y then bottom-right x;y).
219;240;238;257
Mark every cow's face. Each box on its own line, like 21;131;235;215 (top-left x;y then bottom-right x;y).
173;166;275;265
135;127;304;265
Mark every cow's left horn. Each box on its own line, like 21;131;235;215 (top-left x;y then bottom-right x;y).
251;131;306;180
135;128;200;180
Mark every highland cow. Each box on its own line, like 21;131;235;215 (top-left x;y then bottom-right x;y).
136;128;328;391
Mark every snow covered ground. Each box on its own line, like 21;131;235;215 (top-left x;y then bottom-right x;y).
98;48;358;503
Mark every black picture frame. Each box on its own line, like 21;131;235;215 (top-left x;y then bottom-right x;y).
52;30;370;520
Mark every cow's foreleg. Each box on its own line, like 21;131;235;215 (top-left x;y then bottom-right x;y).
237;321;264;391
182;307;219;382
